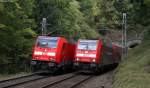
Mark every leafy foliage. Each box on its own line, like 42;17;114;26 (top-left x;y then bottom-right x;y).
34;0;98;39
0;0;36;73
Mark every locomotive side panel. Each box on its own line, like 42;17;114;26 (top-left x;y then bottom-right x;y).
112;45;122;63
100;45;115;65
60;42;76;66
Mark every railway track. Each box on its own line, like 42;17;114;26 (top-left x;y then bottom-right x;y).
1;72;93;88
41;74;94;88
0;72;78;88
0;72;49;88
0;70;115;88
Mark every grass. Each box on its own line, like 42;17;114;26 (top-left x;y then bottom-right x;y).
0;64;32;80
113;40;150;88
0;72;31;81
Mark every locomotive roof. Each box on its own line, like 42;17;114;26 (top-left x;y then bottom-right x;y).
38;36;59;40
79;39;99;43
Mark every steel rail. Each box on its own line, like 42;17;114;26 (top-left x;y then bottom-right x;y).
0;72;49;88
70;76;93;88
41;74;78;88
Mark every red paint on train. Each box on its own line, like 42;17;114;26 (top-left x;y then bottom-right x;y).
74;39;121;72
31;36;76;72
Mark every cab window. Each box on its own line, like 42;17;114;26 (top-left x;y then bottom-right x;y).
78;40;97;50
37;38;58;48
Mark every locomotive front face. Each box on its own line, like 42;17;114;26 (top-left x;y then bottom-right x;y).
32;36;59;62
75;40;98;63
74;40;100;71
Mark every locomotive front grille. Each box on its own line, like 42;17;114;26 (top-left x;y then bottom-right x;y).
74;62;98;71
78;62;92;70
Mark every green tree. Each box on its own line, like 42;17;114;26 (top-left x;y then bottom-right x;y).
0;0;36;65
34;0;98;39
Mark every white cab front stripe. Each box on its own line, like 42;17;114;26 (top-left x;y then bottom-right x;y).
89;54;96;58
76;54;84;57
47;52;56;56
34;51;42;55
76;53;96;58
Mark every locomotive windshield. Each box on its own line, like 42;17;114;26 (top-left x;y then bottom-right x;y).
37;37;58;48
78;40;97;50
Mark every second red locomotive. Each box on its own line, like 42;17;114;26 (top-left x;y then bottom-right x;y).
31;36;76;72
73;39;121;72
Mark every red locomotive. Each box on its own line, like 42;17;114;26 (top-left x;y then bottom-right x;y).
73;39;121;72
31;36;76;72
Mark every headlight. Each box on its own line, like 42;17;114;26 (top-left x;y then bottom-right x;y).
76;58;80;61
92;58;96;62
